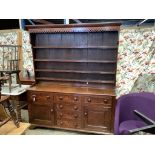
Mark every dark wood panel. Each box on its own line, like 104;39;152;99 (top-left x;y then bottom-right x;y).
28;104;54;126
36;34;49;46
56;119;81;129
102;31;118;46
34;59;116;63
35;77;115;84
35;69;115;74
88;49;117;61
27;83;115;96
56;110;81;120
27;91;53;104
54;94;81;103
35;72;115;81
61;33;75;46
87;63;117;72
33;45;118;49
83;95;112;105
83;105;112;132
56;102;81;111
35;62;88;71
48;34;61;46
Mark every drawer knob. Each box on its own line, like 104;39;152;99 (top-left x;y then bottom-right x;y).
87;98;91;102
46;96;50;99
60;113;63;117
59;96;63;100
59;104;63;109
51;109;54;112
104;99;108;103
60;121;63;125
74;114;78;118
74;97;78;101
84;112;88;116
32;95;36;102
74;106;78;110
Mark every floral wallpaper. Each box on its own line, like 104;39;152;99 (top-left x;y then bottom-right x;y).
22;31;34;78
116;27;155;98
0;29;34;82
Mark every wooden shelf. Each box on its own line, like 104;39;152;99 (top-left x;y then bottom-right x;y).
33;46;118;49
36;77;115;84
35;69;115;74
34;59;116;63
29;24;119;88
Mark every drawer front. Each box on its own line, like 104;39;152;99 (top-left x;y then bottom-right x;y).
56;110;81;120
56;102;81;111
56;119;81;129
27;91;53;105
83;95;112;105
54;94;81;103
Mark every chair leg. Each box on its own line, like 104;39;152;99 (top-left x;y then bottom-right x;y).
7;100;20;128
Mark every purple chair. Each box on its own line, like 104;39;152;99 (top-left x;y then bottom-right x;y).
114;92;155;135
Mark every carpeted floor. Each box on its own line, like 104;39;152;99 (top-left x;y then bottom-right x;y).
21;110;86;135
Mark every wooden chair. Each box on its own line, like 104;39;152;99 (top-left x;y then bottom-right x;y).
0;77;19;128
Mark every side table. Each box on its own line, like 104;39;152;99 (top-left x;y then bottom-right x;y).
1;84;31;122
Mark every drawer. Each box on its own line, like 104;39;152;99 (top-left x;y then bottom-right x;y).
56;119;81;129
56;110;81;120
83;95;112;105
56;102;81;111
54;94;80;103
27;91;53;104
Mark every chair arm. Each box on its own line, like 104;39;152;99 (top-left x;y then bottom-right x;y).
129;124;155;134
134;110;155;125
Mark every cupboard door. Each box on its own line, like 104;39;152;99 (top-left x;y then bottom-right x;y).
28;103;54;126
83;104;112;132
28;91;54;126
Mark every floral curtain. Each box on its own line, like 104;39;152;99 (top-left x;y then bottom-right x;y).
22;31;34;78
116;27;155;98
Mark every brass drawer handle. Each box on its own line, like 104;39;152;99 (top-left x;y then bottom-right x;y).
104;99;108;103
74;114;78;118
87;98;91;102
51;109;54;112
32;95;36;102
74;97;78;101
60;113;63;117
60;121;63;125
84;112;88;116
59;96;63;100
46;96;50;99
74;106;78;110
59;104;63;109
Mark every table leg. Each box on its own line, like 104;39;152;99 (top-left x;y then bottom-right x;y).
7;100;19;128
15;99;22;122
16;72;21;87
8;74;12;93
